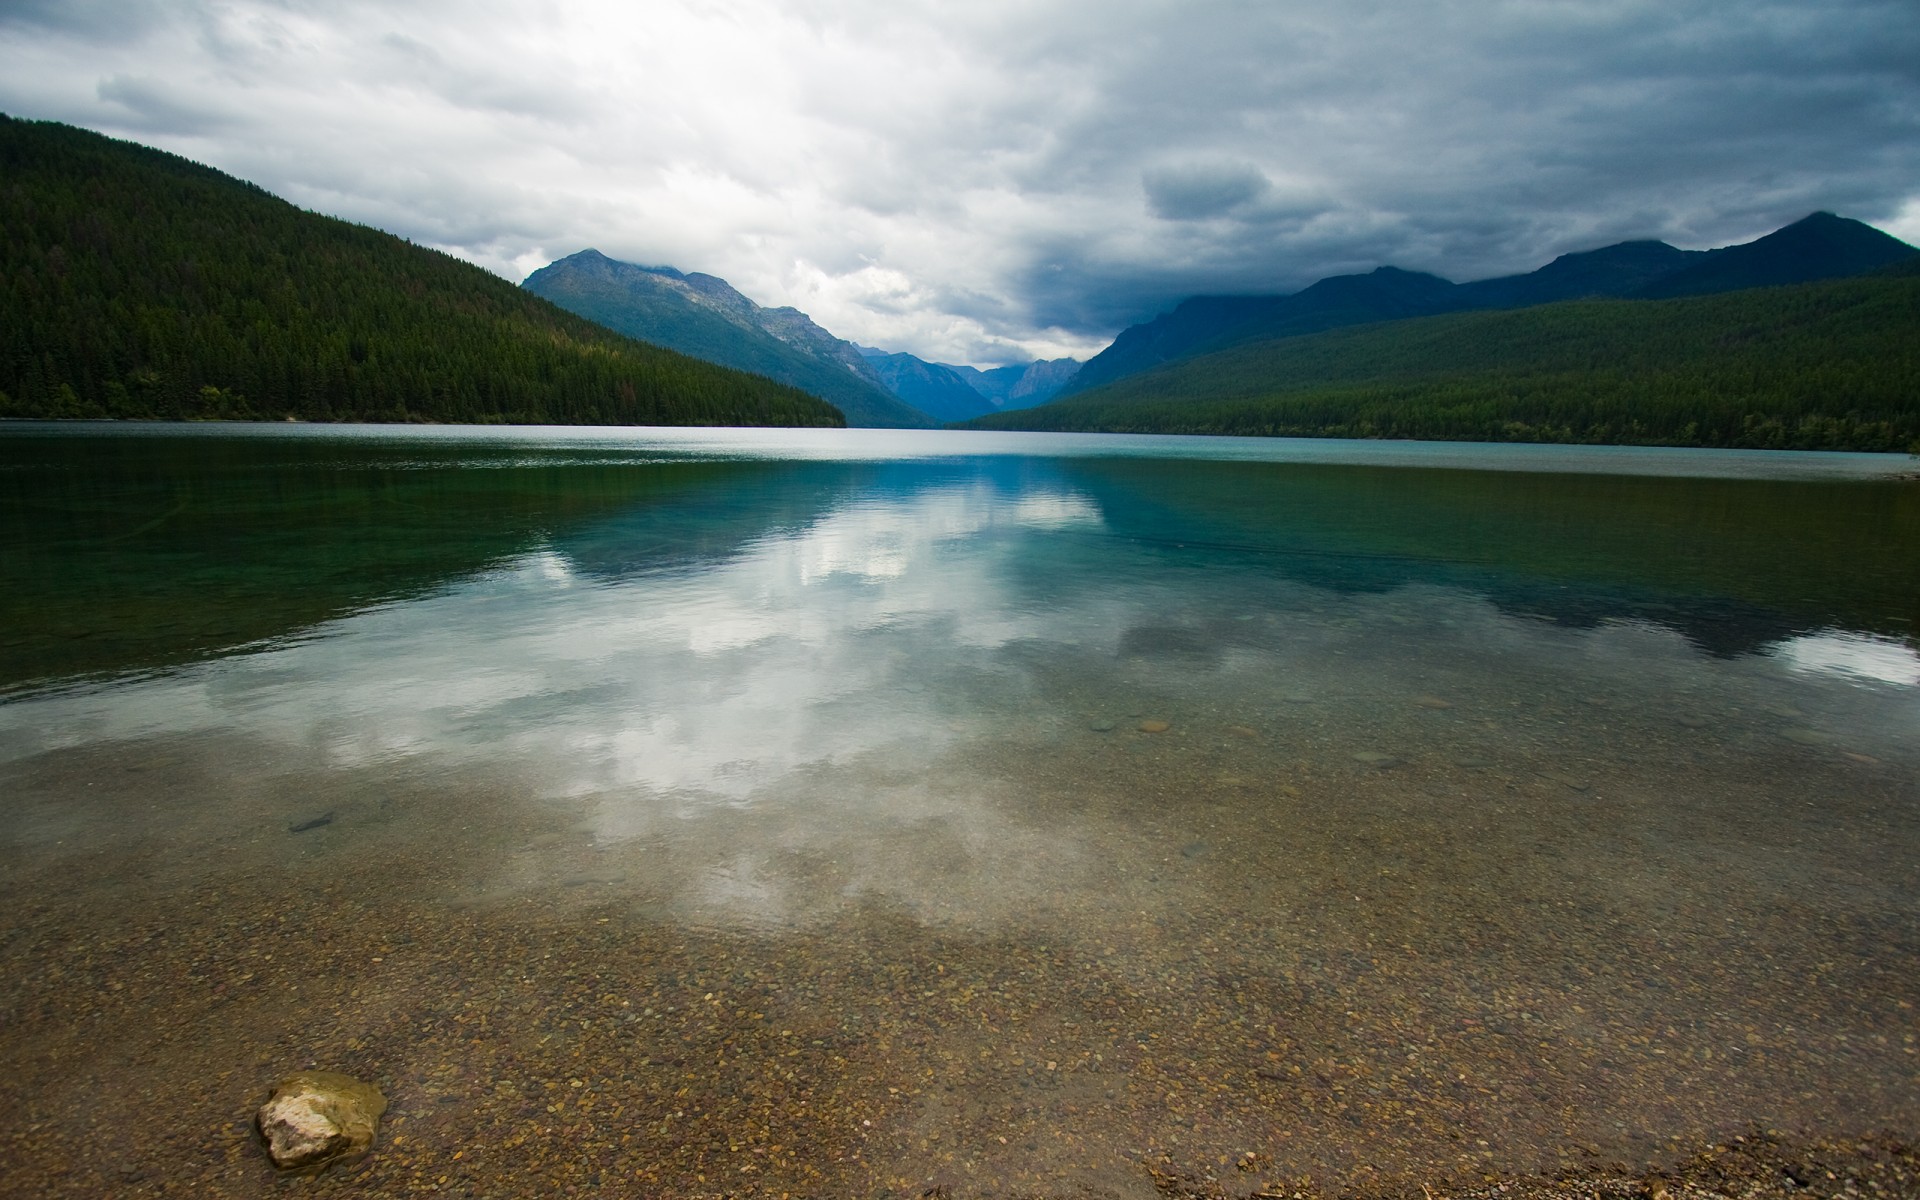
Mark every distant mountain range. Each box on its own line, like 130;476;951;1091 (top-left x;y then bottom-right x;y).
1062;212;1917;397
950;358;1085;413
523;252;930;427
6;115;1913;447
853;348;1084;423
966;256;1920;452
854;350;994;423
525;251;1082;427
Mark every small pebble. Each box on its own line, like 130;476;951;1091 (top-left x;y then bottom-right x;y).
1138;720;1170;733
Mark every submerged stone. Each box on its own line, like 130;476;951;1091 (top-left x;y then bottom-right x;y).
256;1071;387;1171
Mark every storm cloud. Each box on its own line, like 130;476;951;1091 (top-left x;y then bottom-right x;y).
3;0;1916;364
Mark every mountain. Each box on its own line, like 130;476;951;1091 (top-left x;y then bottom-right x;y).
523;252;932;428
1062;214;1917;398
861;353;997;422
853;345;1084;418
1636;211;1919;298
1453;240;1700;308
1064;266;1461;394
964;260;1920;452
0;116;841;427
951;358;1084;412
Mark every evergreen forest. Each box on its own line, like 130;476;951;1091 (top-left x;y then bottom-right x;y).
0;117;843;427
966;264;1920;452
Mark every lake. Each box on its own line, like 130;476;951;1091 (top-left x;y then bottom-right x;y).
2;422;1917;1199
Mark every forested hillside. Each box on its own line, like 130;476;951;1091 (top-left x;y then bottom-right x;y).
965;263;1920;452
1060;213;1916;397
0;117;843;427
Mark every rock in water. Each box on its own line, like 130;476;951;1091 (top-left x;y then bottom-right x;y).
256;1071;387;1170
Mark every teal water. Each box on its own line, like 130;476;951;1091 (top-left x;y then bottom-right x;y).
2;423;1917;1198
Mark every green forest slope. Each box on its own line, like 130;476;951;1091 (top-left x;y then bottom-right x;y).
0;116;843;427
966;264;1920;451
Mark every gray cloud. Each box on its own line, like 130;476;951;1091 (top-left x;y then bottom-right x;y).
96;73;235;135
1143;161;1271;220
1;0;1916;363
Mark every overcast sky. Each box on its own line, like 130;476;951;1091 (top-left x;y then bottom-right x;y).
3;0;1917;365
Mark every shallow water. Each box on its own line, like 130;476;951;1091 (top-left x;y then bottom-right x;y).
2;423;1917;1198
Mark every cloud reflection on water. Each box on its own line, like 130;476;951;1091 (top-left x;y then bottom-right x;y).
3;461;1916;938
0;475;1140;931
1772;630;1920;687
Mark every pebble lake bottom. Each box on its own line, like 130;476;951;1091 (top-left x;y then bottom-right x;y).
0;424;1916;1198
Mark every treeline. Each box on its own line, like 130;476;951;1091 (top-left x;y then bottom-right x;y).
967;264;1920;452
0;116;843;427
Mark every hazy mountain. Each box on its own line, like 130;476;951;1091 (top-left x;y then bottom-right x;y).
1062;214;1916;398
861;353;997;422
948;358;1084;412
854;346;1084;419
0;116;840;428
523;252;933;428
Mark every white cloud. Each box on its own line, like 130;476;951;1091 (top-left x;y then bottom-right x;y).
2;0;1916;363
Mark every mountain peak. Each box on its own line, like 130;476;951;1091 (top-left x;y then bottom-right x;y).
523;250;933;427
1063;212;1913;398
1638;211;1916;299
540;249;687;282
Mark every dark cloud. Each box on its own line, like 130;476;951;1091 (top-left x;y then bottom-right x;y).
1142;162;1271;220
0;0;1915;363
0;0;170;39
